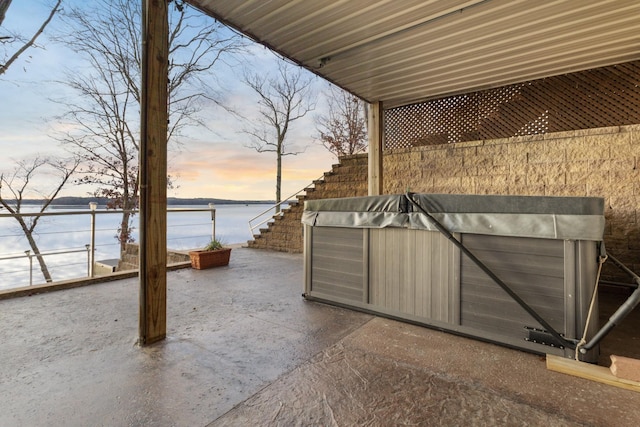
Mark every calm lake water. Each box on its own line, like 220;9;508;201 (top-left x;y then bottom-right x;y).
0;203;280;290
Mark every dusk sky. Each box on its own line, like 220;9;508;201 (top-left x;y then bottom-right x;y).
0;1;338;201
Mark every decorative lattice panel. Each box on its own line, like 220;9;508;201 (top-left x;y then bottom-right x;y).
384;61;640;149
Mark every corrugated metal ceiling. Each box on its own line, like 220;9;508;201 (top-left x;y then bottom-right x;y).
187;0;640;108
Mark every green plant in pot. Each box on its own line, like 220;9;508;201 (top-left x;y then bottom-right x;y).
189;238;231;269
203;239;224;251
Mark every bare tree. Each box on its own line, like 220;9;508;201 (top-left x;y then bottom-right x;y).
0;156;79;283
0;0;62;75
315;85;368;158
54;0;245;254
242;61;316;212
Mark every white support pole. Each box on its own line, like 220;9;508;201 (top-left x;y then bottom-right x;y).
85;244;91;277
25;250;32;286
209;203;216;241
89;202;97;277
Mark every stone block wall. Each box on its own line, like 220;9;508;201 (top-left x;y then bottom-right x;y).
384;124;640;279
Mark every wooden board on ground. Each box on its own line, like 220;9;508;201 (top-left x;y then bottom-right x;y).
546;354;640;393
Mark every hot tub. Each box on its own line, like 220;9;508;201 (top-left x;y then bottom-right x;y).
302;193;605;361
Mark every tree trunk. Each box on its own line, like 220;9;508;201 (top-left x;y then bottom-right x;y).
11;213;53;283
25;231;53;283
119;210;131;255
0;0;12;26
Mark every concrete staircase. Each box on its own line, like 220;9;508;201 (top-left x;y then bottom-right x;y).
247;154;368;253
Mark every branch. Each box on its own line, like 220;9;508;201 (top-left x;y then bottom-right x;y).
0;0;62;75
36;157;81;216
241;61;316;155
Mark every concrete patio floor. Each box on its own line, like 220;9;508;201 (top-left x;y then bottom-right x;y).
1;247;639;426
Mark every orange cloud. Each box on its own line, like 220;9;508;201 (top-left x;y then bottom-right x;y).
165;131;337;200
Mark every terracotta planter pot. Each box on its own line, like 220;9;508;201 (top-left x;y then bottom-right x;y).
188;248;232;269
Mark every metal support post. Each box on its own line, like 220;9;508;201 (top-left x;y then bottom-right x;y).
25;250;32;286
89;202;98;277
209;203;216;241
85;244;91;277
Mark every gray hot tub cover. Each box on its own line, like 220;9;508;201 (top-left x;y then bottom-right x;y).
302;193;605;241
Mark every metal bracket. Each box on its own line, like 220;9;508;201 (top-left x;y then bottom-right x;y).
525;326;566;349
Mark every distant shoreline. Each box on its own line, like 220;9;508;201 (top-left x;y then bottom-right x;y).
16;197;276;206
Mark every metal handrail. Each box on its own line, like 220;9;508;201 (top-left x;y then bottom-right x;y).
0;247;92;286
1;205;218;287
0;206;215;219
0;247;88;262
248;175;323;236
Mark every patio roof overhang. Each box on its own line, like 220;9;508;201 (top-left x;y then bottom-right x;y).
186;0;640;109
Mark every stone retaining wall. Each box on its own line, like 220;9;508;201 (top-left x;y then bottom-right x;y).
117;243;191;272
250;125;640;280
384;124;640;279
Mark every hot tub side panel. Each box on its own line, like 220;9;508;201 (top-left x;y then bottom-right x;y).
305;226;367;304
305;227;599;359
368;228;459;324
459;234;566;349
